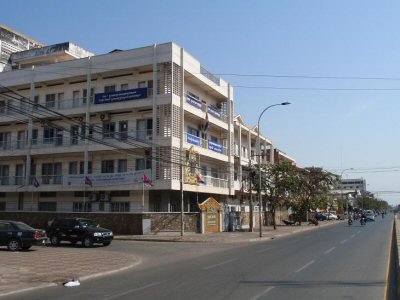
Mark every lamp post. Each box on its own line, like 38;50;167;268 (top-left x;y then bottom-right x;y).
340;168;354;215
257;102;291;237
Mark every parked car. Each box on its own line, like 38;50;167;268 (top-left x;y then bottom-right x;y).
365;212;375;221
0;220;47;251
46;218;113;247
324;213;339;220
315;213;328;221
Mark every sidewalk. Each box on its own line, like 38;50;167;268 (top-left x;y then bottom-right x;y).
115;220;342;243
0;220;340;298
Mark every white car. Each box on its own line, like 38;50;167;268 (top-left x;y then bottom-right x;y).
324;213;339;220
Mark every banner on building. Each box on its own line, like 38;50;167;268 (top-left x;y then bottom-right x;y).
94;88;148;105
63;169;151;187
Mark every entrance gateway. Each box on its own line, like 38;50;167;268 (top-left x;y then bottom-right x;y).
198;197;223;233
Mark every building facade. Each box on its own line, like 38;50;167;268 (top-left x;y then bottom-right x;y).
0;42;235;214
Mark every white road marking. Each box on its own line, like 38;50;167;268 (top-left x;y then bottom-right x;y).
103;281;164;300
340;239;347;244
350;234;356;239
324;247;336;254
203;258;238;270
250;286;275;300
295;260;315;273
256;246;274;253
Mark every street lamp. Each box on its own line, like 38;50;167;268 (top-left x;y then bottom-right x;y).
257;102;291;237
340;168;354;215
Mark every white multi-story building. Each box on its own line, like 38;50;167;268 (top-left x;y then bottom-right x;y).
0;24;43;72
0;42;235;213
340;178;366;193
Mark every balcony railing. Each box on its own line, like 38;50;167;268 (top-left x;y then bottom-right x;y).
0;176;25;186
203;175;229;189
184;132;227;155
0;130;153;153
185;94;228;123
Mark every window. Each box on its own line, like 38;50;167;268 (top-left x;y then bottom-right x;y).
119;121;128;140
135;158;148;171
69;162;78;175
187;126;199;137
57;93;64;108
41;163;62;184
17;130;26;149
71;125;79;145
201;165;207;176
83;88;94;104
138;81;147;88
103;121;116;139
0;132;11;149
136;119;152;140
104;85;116;93
110;202;130;212
33;96;39;110
18;193;24;211
0;100;5;113
0;165;9;185
38;202;57;211
210;135;219;143
15;164;23;185
0;202;5;211
45;94;56;108
43;126;55;144
80;161;92;174
120;84;129;91
32;129;38;145
118;159;127;173
211;168;218;178
73;202;92;212
81;124;94;139
101;160;114;173
148;80;154;96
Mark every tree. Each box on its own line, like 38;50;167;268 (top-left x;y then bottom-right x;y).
259;161;299;230
291;167;339;225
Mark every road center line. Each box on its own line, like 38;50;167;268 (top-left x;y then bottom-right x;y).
250;286;275;300
295;260;315;273
350;234;356;238
203;258;238;270
340;239;347;244
256;246;274;253
103;281;164;300
324;247;336;254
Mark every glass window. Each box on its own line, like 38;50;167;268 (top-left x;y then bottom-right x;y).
103;121;116;139
138;81;147;88
187;127;199;137
101;160;114;173
110;202;130;212
135;158;145;171
43;127;55;144
120;84;129;91
69;162;78;175
118;159;127;173
104;85;116;93
80;161;92;174
45;94;56;108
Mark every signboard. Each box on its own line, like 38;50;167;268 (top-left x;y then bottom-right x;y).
186;95;202;109
208;140;223;154
94;88;148;105
208;105;221;119
187;134;201;146
63;169;150;187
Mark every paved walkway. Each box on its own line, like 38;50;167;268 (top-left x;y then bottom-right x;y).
0;220;340;298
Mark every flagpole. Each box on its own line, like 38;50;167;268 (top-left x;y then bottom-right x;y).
142;176;145;212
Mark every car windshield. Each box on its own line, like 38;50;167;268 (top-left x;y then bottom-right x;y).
79;219;98;228
13;222;34;231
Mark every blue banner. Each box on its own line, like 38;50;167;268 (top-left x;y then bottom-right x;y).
186;95;202;109
187;134;201;146
208;140;223;153
208;105;221;119
94;88;148;105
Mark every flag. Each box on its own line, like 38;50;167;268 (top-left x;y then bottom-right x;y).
203;110;209;133
143;174;154;187
85;176;93;187
196;174;205;185
33;177;40;188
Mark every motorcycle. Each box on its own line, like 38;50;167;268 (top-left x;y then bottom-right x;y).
360;218;366;226
348;218;353;226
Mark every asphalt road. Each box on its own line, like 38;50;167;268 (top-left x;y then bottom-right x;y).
9;215;394;300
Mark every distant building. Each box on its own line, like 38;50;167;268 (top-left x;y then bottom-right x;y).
340;178;366;194
0;24;43;72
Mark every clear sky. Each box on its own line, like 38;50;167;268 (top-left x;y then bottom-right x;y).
3;0;400;204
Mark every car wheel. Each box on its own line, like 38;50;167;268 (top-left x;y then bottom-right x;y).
50;235;60;246
82;236;93;248
22;245;32;250
103;241;111;246
7;238;21;251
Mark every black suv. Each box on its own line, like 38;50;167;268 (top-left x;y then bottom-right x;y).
46;218;113;247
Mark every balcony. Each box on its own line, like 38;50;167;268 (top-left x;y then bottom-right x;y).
0;176;25;186
0;130;153;153
184;132;227;155
202;175;228;189
185;94;228;123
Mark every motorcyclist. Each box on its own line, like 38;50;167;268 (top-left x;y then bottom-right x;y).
360;212;367;225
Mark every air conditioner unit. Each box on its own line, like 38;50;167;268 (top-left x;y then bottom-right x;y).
100;113;110;121
99;192;111;202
